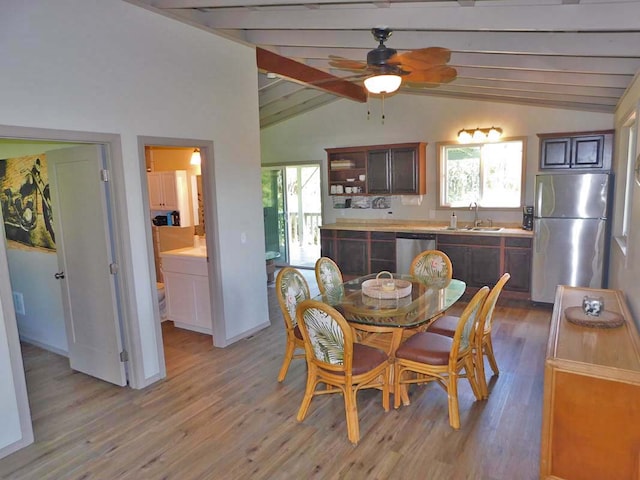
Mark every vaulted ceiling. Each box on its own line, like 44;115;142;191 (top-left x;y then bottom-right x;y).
131;0;640;128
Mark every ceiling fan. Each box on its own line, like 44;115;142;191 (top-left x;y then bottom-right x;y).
329;27;457;94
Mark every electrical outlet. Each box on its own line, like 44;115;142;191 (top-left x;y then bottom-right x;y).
12;291;25;315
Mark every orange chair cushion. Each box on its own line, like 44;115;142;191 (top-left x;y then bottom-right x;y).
396;332;453;365
426;315;458;337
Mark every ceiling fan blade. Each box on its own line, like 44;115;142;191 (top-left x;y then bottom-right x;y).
403;66;457;85
393;47;452;67
328;55;368;72
310;72;368;86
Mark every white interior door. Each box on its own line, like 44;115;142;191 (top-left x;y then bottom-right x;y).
47;145;126;386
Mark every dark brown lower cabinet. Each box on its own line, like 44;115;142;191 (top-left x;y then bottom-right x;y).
336;230;368;276
320;228;395;277
504;237;532;292
369;231;395;273
320;229;336;261
320;228;532;298
438;234;531;298
437;235;501;288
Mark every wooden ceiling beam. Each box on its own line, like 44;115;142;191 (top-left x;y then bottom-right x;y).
256;47;366;103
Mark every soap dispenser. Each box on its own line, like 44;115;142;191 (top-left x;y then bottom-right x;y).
450;212;457;229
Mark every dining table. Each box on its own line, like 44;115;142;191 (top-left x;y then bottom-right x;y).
312;273;466;359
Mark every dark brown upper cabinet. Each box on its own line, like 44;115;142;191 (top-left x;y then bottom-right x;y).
327;142;426;195
538;130;614;170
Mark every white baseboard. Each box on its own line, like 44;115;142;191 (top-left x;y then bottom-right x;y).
18;334;68;357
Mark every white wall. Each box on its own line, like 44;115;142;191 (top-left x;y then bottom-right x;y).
0;0;268;456
261;94;613;227
609;74;640;328
7;250;67;354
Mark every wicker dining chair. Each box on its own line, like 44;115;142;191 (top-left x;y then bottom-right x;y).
409;249;453;285
295;299;390;445
427;273;511;399
275;267;310;382
394;286;490;429
315;257;344;297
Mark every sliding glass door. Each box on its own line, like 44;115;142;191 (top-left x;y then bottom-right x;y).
262;163;321;268
262;167;287;263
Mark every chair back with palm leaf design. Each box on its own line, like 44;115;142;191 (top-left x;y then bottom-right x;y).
410;250;453;286
276;267;311;332
315;257;345;297
296;299;353;375
451;286;489;362
275;267;310;382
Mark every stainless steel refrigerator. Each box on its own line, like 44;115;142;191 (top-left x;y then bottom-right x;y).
531;172;612;303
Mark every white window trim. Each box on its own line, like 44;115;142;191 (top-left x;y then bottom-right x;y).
436;137;527;210
615;110;637;257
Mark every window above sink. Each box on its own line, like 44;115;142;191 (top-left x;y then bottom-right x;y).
436;138;526;209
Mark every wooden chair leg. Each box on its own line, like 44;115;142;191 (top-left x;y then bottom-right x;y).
394;366;409;409
381;366;390;412
464;356;482;401
296;368;318;422
277;340;296;382
447;373;460;429
344;387;360;445
474;348;488;400
485;336;500;375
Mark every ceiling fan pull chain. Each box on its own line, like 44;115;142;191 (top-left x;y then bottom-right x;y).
367;93;371;120
381;94;386;124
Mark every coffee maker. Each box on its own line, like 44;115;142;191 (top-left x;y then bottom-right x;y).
522;206;533;230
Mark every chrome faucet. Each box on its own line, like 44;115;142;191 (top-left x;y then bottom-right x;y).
469;201;479;227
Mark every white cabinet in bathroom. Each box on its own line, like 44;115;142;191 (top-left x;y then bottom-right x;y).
147;170;192;226
160;247;212;335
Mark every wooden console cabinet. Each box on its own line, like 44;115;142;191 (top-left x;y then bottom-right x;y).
540;285;640;480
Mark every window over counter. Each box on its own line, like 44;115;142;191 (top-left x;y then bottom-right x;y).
436;138;526;209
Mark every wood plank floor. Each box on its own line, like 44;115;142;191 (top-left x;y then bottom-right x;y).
0;272;552;479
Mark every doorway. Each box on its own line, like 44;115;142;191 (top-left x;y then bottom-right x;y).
139;138;223;378
0;126;139;457
262;163;322;268
0;140;127;386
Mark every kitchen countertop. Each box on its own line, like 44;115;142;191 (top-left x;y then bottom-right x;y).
160;246;207;258
320;219;533;238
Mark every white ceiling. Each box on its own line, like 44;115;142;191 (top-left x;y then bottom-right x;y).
130;0;640;128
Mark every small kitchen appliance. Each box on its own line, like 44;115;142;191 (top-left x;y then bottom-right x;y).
153;215;168;226
522;206;533;230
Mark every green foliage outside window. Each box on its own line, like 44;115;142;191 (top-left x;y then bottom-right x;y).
440;140;524;208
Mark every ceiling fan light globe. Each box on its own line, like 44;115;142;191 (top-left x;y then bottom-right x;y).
364;74;402;94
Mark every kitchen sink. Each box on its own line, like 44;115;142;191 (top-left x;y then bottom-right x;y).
468;226;503;232
442;226;503;232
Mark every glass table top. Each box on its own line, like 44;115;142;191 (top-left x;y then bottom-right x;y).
313;273;466;329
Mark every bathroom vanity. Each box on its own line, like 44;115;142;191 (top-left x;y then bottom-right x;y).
160;246;212;335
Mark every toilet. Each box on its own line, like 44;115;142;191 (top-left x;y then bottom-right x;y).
157;282;167;321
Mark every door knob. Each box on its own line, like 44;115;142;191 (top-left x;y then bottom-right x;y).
54;272;65;279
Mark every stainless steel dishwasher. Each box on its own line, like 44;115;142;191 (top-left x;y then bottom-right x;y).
395;232;437;275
